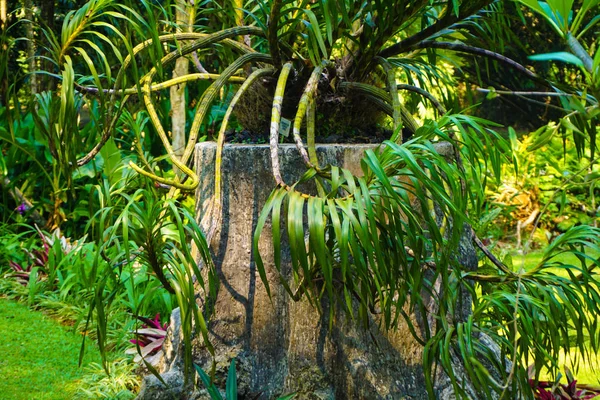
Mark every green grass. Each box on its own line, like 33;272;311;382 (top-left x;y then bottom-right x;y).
510;248;600;385
0;298;100;400
510;248;600;272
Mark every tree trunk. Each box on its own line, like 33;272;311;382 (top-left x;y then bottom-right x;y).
191;143;478;399
0;0;6;27
170;0;195;175
137;142;493;399
0;0;7;106
24;0;37;95
40;0;55;91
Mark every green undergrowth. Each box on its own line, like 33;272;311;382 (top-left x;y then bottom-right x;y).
0;298;100;400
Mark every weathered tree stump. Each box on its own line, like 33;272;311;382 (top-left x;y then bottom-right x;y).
138;142;482;400
194;142;482;399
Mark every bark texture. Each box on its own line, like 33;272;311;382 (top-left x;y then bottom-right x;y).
191;143;476;399
137;143;484;400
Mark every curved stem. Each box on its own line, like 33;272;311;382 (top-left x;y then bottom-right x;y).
292;63;326;168
376;57;402;137
128;160;198;191
206;68;275;243
338;81;419;134
412;41;541;83
270;62;294;185
339;82;393;116
396;84;446;114
116;29;258;88
475;88;573;98
473;234;514;276
306;100;318;167
142;53;272;193
268;0;283;67
141;81;180;162
566;32;594;74
75;74;245;95
133;71;259;191
378;0;494;58
113;29;259;116
133;66;201;189
181;53;273;167
77;29;261;167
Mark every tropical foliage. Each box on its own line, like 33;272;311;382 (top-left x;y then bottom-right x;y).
0;0;599;398
483;128;600;248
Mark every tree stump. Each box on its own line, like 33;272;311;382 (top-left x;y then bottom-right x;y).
138;142;481;400
193;142;480;399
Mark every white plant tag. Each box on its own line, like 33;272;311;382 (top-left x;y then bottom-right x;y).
280;117;291;137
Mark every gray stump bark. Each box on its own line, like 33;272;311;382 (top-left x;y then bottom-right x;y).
138;142;485;400
191;143;478;399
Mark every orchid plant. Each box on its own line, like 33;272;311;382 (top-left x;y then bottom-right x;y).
17;0;600;397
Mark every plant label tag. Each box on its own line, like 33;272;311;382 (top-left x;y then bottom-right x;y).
280;118;291;137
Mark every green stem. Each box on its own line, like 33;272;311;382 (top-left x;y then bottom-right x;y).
268;0;283;67
207;68;275;243
376;57;402;136
396;84;446;114
134;72;200;190
77;30;260;167
145;53;272;194
566;32;594;74
270;62;294;185
181;53;273;167
75;74;245;95
411;41;540;83
293;62;326;168
378;0;494;58
339;81;418;135
306;99;318;167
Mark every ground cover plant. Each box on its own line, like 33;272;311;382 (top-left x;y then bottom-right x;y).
0;0;599;398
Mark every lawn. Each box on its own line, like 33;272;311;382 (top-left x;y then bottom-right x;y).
511;248;600;385
511;248;600;272
0;298;100;400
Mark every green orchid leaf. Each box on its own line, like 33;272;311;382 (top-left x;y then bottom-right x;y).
529;52;585;68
